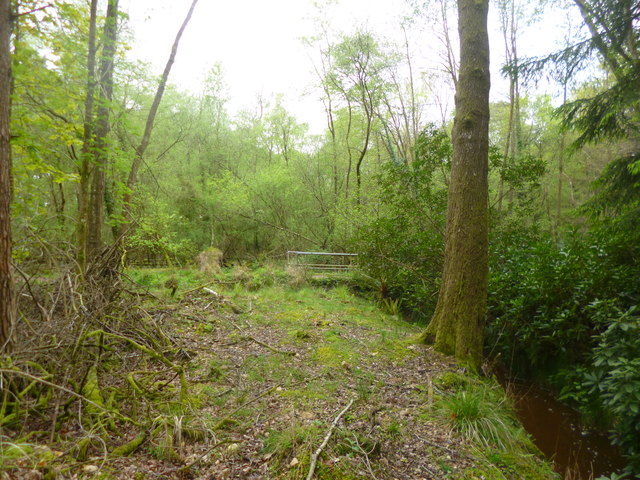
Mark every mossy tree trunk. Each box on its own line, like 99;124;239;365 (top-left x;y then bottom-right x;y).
76;0;98;272
0;0;13;352
87;0;118;258
419;0;490;371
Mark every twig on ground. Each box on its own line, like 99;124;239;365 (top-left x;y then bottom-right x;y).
415;434;460;458
228;321;295;356
305;398;355;480
172;439;231;475
247;336;295;356
353;433;380;480
421;463;440;478
213;388;233;398
213;385;279;431
180;281;220;296
0;368;139;426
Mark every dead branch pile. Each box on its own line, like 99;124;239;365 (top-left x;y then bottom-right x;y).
1;247;201;475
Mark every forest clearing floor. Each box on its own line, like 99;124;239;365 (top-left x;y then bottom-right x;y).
1;267;558;480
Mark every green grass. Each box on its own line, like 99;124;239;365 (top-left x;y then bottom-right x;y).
261;423;322;476
429;375;558;479
126;267;207;297
119;265;557;480
439;387;522;449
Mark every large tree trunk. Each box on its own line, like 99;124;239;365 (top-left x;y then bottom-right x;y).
87;0;118;259
419;0;490;371
120;0;199;237
0;0;13;351
76;0;98;271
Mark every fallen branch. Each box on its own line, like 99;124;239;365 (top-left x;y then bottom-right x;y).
228;321;294;356
247;336;295;356
173;439;231;475
213;385;278;431
180;281;219;296
0;368;139;426
305;398;354;480
352;433;380;480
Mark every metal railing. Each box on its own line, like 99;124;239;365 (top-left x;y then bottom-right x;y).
286;251;358;271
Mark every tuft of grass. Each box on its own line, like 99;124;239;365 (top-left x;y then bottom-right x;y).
287;328;312;341
285;265;309;288
380;297;402;317
437;384;524;450
262;423;321;475
384;419;404;439
206;358;228;381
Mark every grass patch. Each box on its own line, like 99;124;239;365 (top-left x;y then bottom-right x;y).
119;266;556;480
262;423;322;476
261;424;374;480
429;374;556;479
437;383;523;450
127;267;206;296
312;345;355;368
464;449;559;480
243;354;292;384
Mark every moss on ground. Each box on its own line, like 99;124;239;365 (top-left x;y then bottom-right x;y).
1;265;557;479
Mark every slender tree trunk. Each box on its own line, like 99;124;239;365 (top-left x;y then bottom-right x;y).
355;95;372;203
555;79;569;238
403;26;419;164
314;37;340;201
0;0;13;352
50;178;65;228
77;0;98;271
418;0;490;371
498;0;520;214
87;0;118;259
344;98;353;200
120;0;199;237
439;0;459;87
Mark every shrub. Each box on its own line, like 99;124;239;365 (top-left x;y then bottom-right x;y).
582;307;640;474
486;226;640;377
487;223;640;473
350;125;449;320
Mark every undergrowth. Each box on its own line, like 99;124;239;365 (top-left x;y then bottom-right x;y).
0;262;558;479
430;373;558;479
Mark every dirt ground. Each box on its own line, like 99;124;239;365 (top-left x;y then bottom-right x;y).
1;281;556;480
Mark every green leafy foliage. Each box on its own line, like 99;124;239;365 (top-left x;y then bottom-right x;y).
487;226;640;376
585;153;640;224
487;223;640;472
351;125;449;319
579;307;640;473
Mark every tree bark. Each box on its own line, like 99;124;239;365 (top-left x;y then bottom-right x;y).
0;0;13;352
497;0;520;214
87;0;118;259
76;0;98;271
555;80;569;238
418;0;490;371
120;0;199;236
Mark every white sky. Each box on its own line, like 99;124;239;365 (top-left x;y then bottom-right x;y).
120;0;571;133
